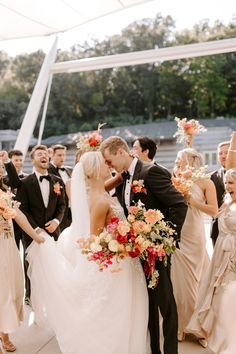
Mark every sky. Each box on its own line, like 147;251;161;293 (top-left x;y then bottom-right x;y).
0;0;235;57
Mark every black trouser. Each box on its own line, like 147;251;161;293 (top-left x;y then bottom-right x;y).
148;261;178;354
22;234;33;299
13;221;23;250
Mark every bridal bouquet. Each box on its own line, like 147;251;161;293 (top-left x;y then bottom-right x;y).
173;117;207;147
76;123;106;152
172;166;210;198
0;189;19;238
79;201;176;289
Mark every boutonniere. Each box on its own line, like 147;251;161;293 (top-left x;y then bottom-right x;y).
53;182;62;196
131;180;147;194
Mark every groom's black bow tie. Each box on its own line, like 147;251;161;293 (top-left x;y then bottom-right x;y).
39;175;51;182
121;170;131;180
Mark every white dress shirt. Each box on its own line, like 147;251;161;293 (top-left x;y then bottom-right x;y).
35;171;50;208
124;157;138;210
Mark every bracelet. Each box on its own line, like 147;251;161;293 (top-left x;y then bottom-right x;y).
229;149;236;152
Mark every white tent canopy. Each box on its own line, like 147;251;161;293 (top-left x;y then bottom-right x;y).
0;0;151;40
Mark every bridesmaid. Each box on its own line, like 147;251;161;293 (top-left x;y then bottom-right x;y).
0;158;44;353
187;168;236;353
171;148;218;345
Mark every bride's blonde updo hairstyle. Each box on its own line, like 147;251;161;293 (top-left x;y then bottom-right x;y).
79;151;102;180
177;148;204;170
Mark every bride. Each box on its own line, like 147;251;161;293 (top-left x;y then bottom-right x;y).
27;151;149;354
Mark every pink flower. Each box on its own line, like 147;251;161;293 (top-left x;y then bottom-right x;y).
53;182;62;196
128;206;140;215
144;209;160;224
131;180;147;194
127;214;135;223
183;122;193;130
132;220;147;235
117;220;130;236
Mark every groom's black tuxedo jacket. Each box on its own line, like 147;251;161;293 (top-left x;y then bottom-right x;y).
16;172;66;240
116;160;187;242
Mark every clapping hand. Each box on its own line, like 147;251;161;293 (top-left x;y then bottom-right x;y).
0;150;9;163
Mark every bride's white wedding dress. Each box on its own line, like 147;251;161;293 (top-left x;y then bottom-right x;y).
26;163;149;354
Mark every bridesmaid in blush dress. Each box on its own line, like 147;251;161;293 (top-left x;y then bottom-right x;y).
0;157;44;353
170;148;218;344
187;168;236;353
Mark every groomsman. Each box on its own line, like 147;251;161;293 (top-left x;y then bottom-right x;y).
1;149;28;248
100;136;187;354
48;144;72;229
132;136;157;163
210;141;230;246
17;144;66;302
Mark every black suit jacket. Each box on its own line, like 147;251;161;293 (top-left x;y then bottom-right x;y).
210;168;225;242
116;160;188;242
16;173;66;240
48;163;72;230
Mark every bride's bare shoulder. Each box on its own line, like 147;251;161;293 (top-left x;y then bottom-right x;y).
89;192;110;212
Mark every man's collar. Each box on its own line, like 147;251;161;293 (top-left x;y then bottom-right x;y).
127;157;138;176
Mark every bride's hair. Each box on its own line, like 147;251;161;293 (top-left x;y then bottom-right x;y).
178;148;204;170
80;151;102;180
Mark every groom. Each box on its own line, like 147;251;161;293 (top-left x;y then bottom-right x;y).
100;136;187;354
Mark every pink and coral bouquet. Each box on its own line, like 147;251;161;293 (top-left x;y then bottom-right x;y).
76;123;105;152
173;117;207;147
172;166;210;198
79;200;176;289
0;189;19;238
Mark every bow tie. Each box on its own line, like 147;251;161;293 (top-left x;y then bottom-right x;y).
39;175;51;182
18;174;24;179
57;167;65;171
121;171;131;180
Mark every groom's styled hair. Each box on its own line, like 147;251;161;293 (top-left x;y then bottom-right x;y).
100;136;129;154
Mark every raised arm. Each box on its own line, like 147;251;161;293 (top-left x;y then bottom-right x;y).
0;150;22;189
188;179;218;217
226;131;236;169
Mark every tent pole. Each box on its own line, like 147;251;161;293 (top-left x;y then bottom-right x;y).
14;37;58;157
37;73;53;145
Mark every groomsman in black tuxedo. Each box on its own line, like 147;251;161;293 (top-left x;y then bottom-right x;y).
17;145;66;302
48;144;72;230
3;149;28;249
101;136;187;354
210;141;230;246
132;136;157;163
